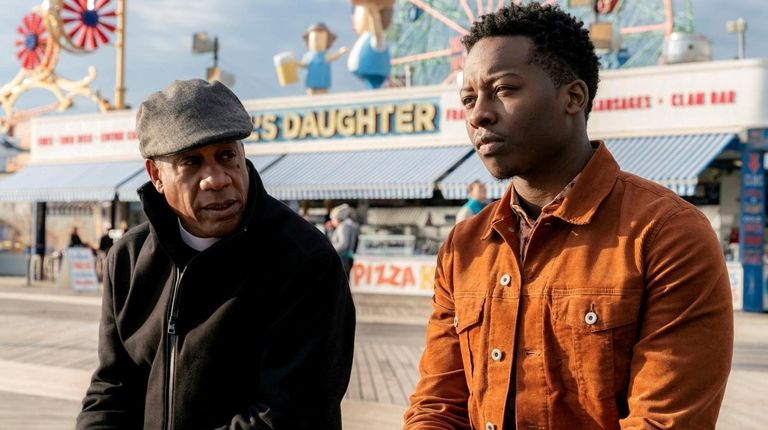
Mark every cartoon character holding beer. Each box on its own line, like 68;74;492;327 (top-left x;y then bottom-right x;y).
273;23;347;95
347;0;394;89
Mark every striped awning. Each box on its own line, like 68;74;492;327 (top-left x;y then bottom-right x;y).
0;161;144;202
440;133;737;199
116;155;283;202
260;146;473;200
605;133;737;196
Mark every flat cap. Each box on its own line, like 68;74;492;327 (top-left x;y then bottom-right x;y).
136;79;253;158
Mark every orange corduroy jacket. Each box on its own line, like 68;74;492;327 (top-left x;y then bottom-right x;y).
404;142;734;430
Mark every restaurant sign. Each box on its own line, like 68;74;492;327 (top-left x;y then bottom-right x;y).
247;98;440;143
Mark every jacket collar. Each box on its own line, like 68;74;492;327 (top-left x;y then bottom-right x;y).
482;141;619;239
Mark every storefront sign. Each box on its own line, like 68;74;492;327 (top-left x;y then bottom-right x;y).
247;98;439;143
349;255;436;296
739;149;765;312
59;247;99;293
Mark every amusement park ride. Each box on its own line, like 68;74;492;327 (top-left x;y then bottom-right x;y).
388;0;693;86
0;0;126;134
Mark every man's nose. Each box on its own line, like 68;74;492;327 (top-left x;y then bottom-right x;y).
199;164;232;191
467;95;497;129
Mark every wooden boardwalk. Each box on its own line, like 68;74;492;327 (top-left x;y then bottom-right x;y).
0;281;767;429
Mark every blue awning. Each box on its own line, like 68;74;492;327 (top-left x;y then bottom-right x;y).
260;146;472;200
440;133;738;199
116;155;284;202
605;133;737;196
0;161;144;202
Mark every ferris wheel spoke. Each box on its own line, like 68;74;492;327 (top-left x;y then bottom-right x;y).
98;21;116;33
95;0;111;10
62;2;81;14
100;10;117;18
459;0;475;22
75;0;87;11
407;0;469;35
74;25;88;47
94;26;109;44
86;27;98;49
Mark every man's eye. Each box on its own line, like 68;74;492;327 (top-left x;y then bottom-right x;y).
495;85;517;95
461;96;475;108
219;152;236;161
179;157;199;166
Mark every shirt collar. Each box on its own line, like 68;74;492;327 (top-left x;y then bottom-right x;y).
482;141;619;239
178;218;221;252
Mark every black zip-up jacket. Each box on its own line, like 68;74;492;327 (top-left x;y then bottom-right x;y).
76;161;356;429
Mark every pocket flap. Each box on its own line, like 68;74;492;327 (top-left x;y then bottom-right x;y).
454;296;485;333
554;292;641;332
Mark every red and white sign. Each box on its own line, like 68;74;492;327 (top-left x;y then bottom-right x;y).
349;255;436;296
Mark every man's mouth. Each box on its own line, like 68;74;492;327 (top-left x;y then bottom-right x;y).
200;200;239;217
475;133;505;156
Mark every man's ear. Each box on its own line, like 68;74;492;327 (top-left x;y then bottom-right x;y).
145;159;164;194
564;79;589;116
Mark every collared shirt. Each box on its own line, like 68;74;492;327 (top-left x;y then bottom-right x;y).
404;141;733;430
178;219;220;252
511;175;579;261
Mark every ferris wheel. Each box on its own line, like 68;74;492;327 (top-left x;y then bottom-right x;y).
387;0;694;87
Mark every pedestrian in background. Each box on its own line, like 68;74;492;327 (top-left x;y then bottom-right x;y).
329;203;359;278
455;179;488;223
68;226;83;247
405;4;733;430
76;79;355;429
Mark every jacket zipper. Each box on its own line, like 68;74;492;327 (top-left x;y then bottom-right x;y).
164;266;184;430
160;227;246;429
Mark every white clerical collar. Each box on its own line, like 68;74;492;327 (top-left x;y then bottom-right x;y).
178;219;221;252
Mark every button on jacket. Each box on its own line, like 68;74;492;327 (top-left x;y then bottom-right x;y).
404;143;733;430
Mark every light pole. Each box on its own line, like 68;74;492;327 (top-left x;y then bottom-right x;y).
192;32;234;86
726;17;747;60
115;0;126;109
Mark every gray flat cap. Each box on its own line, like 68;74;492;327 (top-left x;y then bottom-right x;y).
136;79;253;158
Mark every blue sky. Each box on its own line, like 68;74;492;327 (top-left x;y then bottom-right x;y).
1;0;766;114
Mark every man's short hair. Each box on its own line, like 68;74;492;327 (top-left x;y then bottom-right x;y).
461;3;600;119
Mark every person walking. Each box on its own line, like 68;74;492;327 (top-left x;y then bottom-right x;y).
329;203;359;277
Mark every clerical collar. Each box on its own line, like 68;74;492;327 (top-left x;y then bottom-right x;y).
178;219;220;252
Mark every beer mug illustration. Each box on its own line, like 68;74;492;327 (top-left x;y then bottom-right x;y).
273;51;299;86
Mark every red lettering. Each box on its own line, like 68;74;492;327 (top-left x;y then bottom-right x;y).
38;137;53;146
402;267;416;287
60;135;75;144
351;263;365;285
77;134;92;143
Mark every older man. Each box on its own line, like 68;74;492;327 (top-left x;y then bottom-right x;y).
76;79;355;429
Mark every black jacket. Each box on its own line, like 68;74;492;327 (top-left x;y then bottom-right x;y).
76;161;355;429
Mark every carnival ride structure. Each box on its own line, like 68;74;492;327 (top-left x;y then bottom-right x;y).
388;0;694;87
0;0;126;134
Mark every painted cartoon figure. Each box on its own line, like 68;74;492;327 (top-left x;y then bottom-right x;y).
347;0;394;89
300;23;348;95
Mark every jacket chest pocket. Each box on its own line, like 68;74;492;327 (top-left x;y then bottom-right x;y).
454;296;486;389
551;292;641;400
